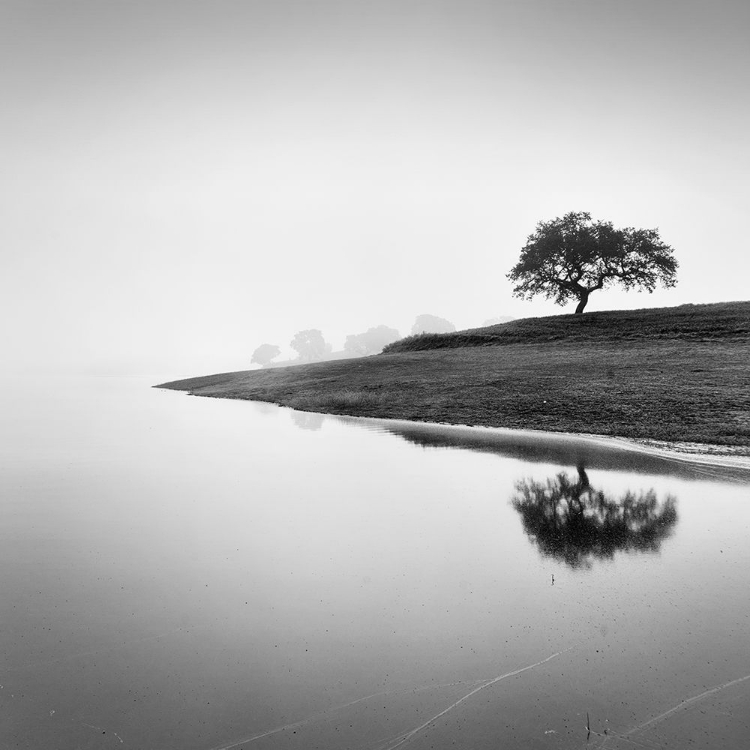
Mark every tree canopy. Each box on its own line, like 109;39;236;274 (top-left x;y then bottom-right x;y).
344;325;401;356
251;343;280;367
507;211;678;313
290;329;331;362
411;314;456;335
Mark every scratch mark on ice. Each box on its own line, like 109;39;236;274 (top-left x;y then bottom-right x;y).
620;672;750;740
380;647;574;750
205;678;489;750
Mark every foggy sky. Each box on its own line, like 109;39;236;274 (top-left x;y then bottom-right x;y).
2;0;748;380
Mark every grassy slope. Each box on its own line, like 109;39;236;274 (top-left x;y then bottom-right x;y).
157;301;750;447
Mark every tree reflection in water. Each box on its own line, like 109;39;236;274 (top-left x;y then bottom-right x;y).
290;411;325;431
511;467;678;569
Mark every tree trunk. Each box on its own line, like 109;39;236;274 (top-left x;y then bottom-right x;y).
574;292;589;314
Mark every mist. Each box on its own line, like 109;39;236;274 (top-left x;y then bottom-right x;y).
2;0;749;381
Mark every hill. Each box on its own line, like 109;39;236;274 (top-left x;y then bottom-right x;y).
383;301;750;352
156;302;750;449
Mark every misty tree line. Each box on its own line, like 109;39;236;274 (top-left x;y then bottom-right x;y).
254;211;678;366
251;314;458;367
252;211;678;367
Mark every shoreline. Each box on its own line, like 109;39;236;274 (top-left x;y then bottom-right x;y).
156;304;750;469
158;380;750;477
158;381;750;479
304;407;750;473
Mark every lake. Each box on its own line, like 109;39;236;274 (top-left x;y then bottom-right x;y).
2;376;749;749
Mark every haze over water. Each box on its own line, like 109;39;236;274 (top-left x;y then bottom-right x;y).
2;377;748;749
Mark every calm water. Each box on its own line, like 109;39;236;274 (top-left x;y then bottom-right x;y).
1;377;749;749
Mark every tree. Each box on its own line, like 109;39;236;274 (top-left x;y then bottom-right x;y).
290;329;330;362
251;343;280;367
344;325;401;356
411;314;456;335
507;211;678;314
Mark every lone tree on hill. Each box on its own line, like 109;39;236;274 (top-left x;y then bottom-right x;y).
507;211;678;314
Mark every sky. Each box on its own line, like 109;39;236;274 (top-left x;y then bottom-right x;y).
2;0;749;380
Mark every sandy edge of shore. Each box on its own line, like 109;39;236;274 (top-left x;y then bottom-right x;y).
309;408;750;472
614;437;750;469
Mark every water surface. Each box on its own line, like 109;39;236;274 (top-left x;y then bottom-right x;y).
1;377;748;749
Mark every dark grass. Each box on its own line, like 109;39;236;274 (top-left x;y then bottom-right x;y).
157;302;750;448
384;301;750;352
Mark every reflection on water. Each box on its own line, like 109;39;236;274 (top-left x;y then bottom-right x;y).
511;466;678;569
290;410;325;431
3;385;749;750
333;416;750;484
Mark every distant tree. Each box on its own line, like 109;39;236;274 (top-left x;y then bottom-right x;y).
290;329;330;362
507;211;678;314
251;343;281;367
343;335;368;357
411;314;456;335
344;325;401;356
